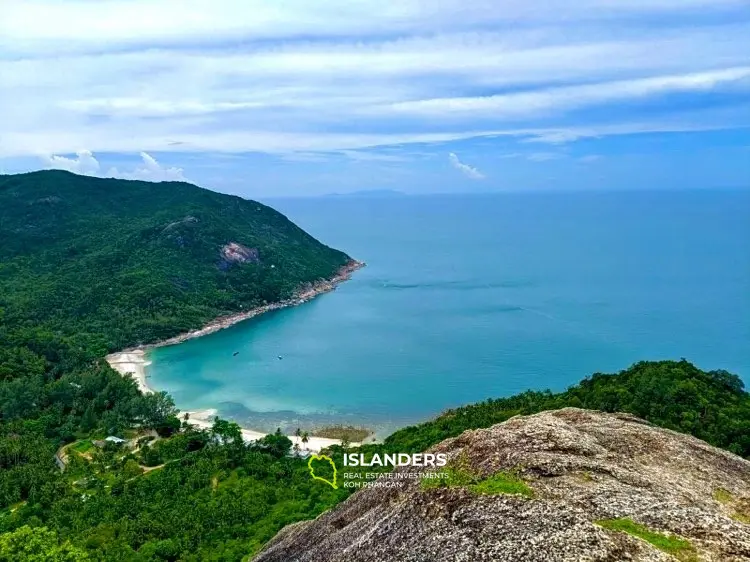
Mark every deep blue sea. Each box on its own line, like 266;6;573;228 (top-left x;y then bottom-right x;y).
148;190;750;436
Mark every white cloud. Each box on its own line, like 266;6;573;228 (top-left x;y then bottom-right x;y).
42;149;100;175
5;130;518;158
522;131;586;145
339;150;411;162
1;0;744;53
1;1;748;158
449;153;485;179
107;153;187;182
5;117;745;160
386;67;750;118
43;150;186;182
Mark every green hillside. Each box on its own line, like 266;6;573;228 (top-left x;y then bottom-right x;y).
383;359;750;456
0;170;350;349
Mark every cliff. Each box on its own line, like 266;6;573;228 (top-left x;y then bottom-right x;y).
253;408;750;562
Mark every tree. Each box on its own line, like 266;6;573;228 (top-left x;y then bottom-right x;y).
155;415;182;438
81;404;96;432
210;418;243;445
122;459;143;479
255;429;292;458
138;391;178;430
0;526;89;561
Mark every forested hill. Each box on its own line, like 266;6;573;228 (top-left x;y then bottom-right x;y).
0;170;350;349
382;360;750;457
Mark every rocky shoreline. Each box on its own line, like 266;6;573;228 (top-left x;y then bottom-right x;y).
141;258;365;350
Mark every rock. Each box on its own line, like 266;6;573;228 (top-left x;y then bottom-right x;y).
253;408;750;562
218;242;260;270
161;215;199;232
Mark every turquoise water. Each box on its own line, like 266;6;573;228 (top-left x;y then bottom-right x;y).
148;190;750;435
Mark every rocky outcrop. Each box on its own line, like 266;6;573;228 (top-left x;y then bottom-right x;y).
160;215;199;248
253;408;750;562
161;215;199;233
219;242;260;269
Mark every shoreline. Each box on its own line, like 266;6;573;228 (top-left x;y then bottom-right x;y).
106;349;153;395
105;260;365;452
142;259;364;350
185;409;358;453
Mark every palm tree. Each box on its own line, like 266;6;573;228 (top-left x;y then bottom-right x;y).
301;431;309;449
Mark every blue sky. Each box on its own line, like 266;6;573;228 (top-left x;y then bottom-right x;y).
1;0;749;196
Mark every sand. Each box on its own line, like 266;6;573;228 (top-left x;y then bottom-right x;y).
106;349;153;394
185;409;357;453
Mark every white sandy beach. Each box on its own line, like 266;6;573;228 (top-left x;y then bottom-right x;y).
105;352;357;453
106;350;153;394
184;409;357;453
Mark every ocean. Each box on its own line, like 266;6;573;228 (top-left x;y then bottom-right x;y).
147;190;750;436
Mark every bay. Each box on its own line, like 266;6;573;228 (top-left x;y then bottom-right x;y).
148;190;750;436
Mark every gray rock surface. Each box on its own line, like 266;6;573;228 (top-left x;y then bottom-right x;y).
253;408;750;562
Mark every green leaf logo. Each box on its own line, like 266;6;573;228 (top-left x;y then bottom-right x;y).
308;454;338;489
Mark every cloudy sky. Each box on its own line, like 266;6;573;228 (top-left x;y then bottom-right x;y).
1;0;749;196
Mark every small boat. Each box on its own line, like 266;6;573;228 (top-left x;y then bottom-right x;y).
233;352;239;357
278;355;283;360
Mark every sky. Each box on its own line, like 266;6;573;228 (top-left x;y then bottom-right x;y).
1;0;749;196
